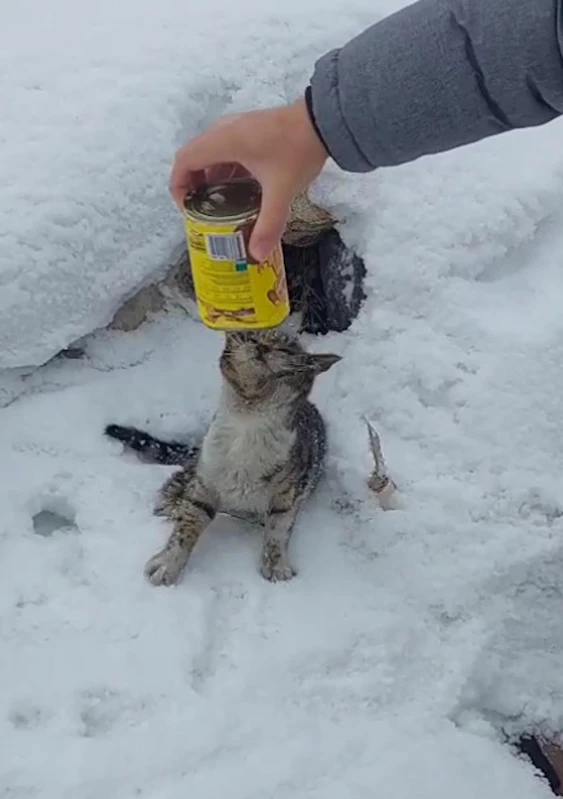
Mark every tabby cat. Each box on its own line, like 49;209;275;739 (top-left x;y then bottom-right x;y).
105;329;340;584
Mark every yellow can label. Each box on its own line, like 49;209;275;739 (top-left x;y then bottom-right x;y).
185;217;290;330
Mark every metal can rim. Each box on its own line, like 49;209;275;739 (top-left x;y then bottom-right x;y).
184;206;259;224
184;178;261;224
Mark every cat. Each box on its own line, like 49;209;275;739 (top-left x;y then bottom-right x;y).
105;329;341;585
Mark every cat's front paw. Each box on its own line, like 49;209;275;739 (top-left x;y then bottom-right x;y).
259;554;296;583
144;548;187;586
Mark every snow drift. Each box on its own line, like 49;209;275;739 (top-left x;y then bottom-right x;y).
3;0;563;797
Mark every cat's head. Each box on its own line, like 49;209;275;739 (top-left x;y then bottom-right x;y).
220;330;341;407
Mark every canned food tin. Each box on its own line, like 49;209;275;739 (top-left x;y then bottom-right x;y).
183;178;290;331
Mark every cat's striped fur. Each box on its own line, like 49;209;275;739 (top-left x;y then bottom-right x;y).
105;329;340;585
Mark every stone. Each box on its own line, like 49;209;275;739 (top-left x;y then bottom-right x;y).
518;735;563;795
317;229;366;333
109;284;166;332
283;191;336;247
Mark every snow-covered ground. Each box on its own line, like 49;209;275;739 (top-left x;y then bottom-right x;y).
3;0;563;797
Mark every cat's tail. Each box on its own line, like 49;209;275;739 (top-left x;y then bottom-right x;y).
105;424;199;466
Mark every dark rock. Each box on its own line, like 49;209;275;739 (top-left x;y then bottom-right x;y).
317;229;366;333
282;242;329;335
58;347;85;359
517;735;561;795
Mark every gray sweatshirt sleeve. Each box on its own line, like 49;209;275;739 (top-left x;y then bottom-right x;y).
308;0;563;171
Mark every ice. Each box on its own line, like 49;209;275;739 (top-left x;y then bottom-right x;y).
3;0;563;796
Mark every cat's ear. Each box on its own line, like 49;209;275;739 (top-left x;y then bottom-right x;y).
310;353;342;374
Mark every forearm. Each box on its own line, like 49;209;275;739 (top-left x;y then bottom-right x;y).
308;0;563;171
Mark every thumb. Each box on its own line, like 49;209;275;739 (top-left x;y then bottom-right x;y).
249;181;293;262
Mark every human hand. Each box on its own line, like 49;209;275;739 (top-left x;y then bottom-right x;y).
169;98;329;262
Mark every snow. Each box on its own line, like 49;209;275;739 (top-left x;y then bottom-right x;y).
0;0;375;370
3;0;563;796
4;310;561;799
